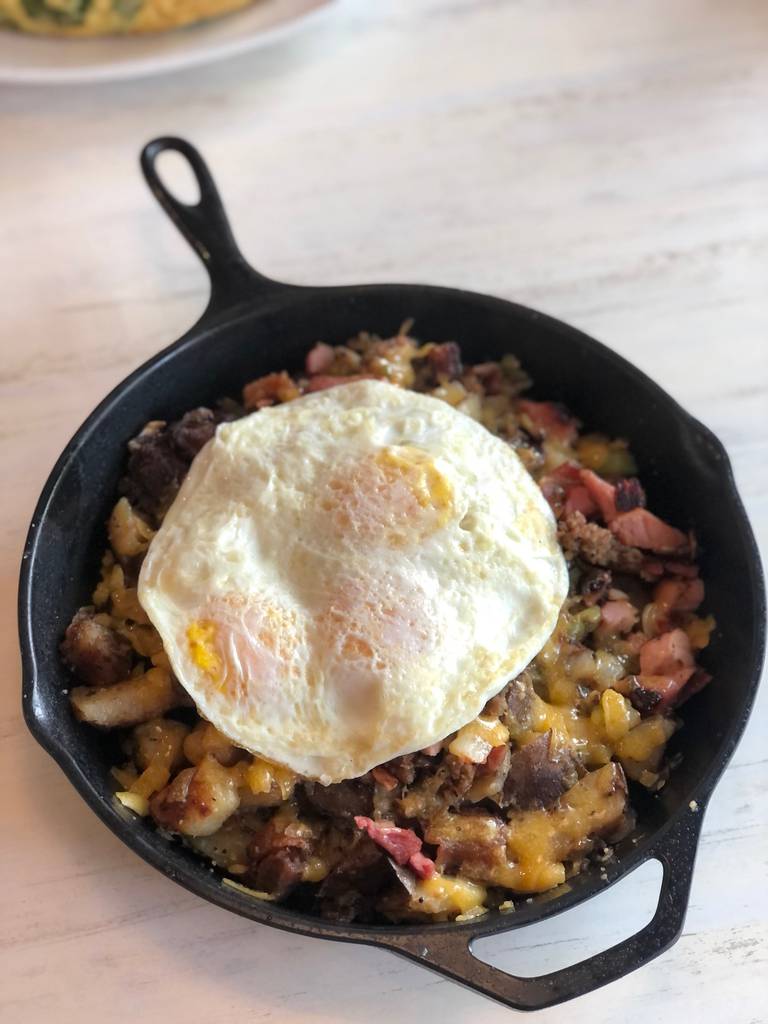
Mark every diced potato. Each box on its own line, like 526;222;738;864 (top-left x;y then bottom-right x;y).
448;716;509;764
617;716;676;763
150;755;240;837
70;667;181;728
108;497;155;560
133;717;189;771
600;689;638;742
183;721;242;768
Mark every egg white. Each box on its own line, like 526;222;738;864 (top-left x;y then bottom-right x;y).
138;379;567;783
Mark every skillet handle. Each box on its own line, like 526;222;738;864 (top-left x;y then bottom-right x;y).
381;807;704;1011
141;137;284;313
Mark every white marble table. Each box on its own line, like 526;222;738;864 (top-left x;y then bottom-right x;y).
1;1;766;1020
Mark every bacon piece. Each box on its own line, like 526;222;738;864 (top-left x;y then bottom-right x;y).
305;342;335;375
654;578;705;613
640;628;695;680
601;599;638;634
610;508;688;553
354;816;435;878
305;373;375;392
579;469;618;522
518;399;577;444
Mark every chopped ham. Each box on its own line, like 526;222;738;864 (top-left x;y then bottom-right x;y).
305;373;375;392
305;342;335;375
664;560;699;578
484;744;509;773
579;469;618;523
634;672;695;711
564;485;597;518
540;463;582;508
421;742;442;756
371;767;399;791
654;578;705;613
600;599;638;634
354;816;435;878
610;508;687;553
640;628;695;681
517;400;578;444
408;851;437;880
354;817;421;864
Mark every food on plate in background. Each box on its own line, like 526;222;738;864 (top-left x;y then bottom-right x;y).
0;0;256;35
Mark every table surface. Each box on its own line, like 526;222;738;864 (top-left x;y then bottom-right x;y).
1;1;767;1021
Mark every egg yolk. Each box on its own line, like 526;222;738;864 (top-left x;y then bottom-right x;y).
187;621;222;680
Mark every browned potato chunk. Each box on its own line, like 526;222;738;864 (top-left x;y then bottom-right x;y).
132;718;190;773
183;721;242;767
108;497;155;561
150;754;240;837
70;667;182;728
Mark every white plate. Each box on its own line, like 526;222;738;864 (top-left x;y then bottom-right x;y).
0;0;335;84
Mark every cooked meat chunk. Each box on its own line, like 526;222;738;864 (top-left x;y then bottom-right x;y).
316;837;389;923
150;754;240;837
252;848;307;898
70;667;184;728
168;407;217;461
499;731;578;810
302;779;373;820
558;510;645;573
121;408;217;521
121;421;188;520
382;752;433;785
427;342;462;381
610;508;688;554
425;812;507;875
615;477;646;513
61;607;133;686
441;754;478;806
501;672;536;736
580;567;612;605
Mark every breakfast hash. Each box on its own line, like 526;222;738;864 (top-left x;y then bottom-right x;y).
61;328;714;923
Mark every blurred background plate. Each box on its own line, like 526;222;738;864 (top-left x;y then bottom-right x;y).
0;0;335;84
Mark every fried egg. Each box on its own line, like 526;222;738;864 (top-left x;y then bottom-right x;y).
138;379;567;783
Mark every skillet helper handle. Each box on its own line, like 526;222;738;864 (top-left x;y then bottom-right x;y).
384;808;704;1011
141;137;281;313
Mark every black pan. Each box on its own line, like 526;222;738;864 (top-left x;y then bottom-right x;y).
19;137;766;1012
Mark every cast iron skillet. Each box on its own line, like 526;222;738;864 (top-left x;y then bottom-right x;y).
19;137;766;1012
